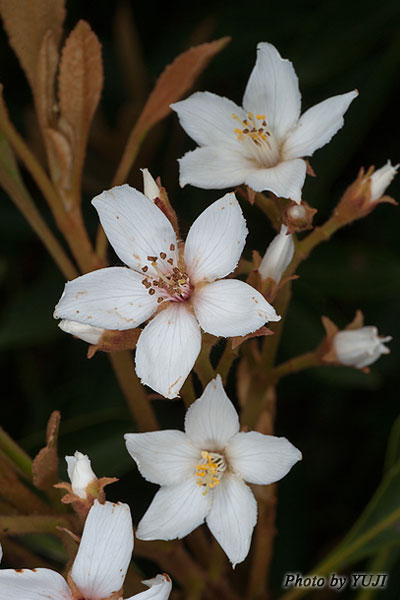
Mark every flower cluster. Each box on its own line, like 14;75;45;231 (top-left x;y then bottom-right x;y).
47;38;395;585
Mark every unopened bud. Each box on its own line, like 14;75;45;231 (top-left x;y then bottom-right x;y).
334;326;392;369
283;201;317;233
141;168;160;201
65;451;97;499
369;160;398;203
259;225;294;284
59;320;104;345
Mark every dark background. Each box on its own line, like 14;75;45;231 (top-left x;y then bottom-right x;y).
0;0;399;597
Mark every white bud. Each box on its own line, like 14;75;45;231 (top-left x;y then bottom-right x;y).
333;326;392;369
141;168;160;201
259;225;294;284
369;160;398;203
59;320;104;345
65;451;97;499
287;204;306;220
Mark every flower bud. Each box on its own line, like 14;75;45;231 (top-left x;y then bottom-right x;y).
369;160;398;203
65;451;97;499
59;320;104;345
259;225;294;284
141;168;160;201
333;326;392;369
283;200;317;234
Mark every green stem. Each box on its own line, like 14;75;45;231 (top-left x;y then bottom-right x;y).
268;351;321;382
194;341;215;386
0;514;74;536
109;351;159;431
216;341;238;384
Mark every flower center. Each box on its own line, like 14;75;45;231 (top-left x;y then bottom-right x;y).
232;112;279;167
195;450;226;495
140;246;193;303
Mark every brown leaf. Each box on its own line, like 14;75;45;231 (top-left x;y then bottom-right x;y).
138;37;230;130
113;37;230;185
0;0;65;89
58;20;103;201
32;411;60;491
231;326;274;350
36;31;60;131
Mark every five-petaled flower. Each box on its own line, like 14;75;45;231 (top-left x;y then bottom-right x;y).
0;500;172;600
171;42;358;204
54;186;280;399
125;375;301;567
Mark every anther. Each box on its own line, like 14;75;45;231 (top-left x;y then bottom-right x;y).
149;288;155;295
160;252;167;259
170;243;175;251
147;255;157;262
167;258;173;265
141;265;148;272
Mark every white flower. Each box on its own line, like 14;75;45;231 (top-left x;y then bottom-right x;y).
65;451;97;499
141;168;161;201
171;42;358;204
258;225;294;283
334;326;392;369
54;185;280;399
59;320;104;345
0;500;172;600
369;160;398;203
125;375;301;567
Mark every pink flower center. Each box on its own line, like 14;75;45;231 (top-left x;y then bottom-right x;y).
141;247;193;303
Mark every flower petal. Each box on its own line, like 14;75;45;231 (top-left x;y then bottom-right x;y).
178;146;255;189
283;90;358;159
193;279;280;337
54;267;158;330
243;42;301;141
206;474;257;567
136;479;211;541
135;304;201;399
226;431;302;485
184;193;248;283
0;568;71;600
92;184;178;275
244;158;306;204
71;500;133;600
184;375;239;449
125;431;199;486
171;91;246;148
126;574;172;600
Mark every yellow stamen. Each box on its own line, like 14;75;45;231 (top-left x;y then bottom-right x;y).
195;450;226;496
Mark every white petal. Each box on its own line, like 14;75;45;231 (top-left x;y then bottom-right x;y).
141;168;160;201
245;158;307;204
334;327;392;369
226;431;302;485
193;279;280;337
0;568;71;600
65;451;97;499
243;42;301;141
92;184;178;275
259;225;295;283
184;193;248;283
283;90;358;159
135;304;201;399
184;375;239;449
54;267;158;330
136;479;211;541
58;320;104;345
125;431;199;486
178;146;255;189
71;500;133;600
171;91;246;148
369;160;399;202
126;574;172;600
206;474;257;567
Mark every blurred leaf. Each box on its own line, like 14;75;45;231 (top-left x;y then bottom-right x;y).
0;0;65;90
0;268;61;350
384;415;400;472
57;20;103;205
